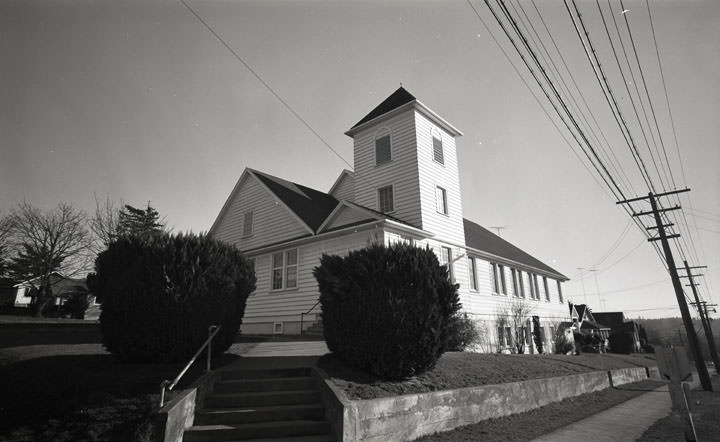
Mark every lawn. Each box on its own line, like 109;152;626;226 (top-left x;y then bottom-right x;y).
319;351;657;400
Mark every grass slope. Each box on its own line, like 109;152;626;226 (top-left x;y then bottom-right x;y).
319;352;657;400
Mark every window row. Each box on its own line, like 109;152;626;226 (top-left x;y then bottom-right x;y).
375;184;449;215
468;257;563;304
374;130;445;166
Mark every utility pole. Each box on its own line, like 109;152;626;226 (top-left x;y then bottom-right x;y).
618;189;712;391
681;260;720;375
589;268;604;310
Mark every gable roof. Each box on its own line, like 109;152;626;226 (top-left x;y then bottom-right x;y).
463;219;568;280
350;87;416;130
250;169;339;233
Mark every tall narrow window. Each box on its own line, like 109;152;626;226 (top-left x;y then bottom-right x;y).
498;264;507;295
533;274;540;300
557;280;564;304
243;211;254;237
543;276;550;302
469;257;478;291
511;269;519;297
517;270;525;298
440;247;454;282
377;185;394;213
433;136;444;164
375;135;391;165
527;272;535;299
436;186;448;215
271;252;284;290
490;263;499;294
285;249;298;289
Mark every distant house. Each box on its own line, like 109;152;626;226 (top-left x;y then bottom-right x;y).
210;87;570;351
13;272;96;318
569;303;611;340
594;311;642;352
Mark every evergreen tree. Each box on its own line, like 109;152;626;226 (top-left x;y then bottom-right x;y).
118;203;164;238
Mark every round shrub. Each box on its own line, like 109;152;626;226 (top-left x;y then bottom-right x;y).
445;313;481;352
89;232;255;363
313;243;460;380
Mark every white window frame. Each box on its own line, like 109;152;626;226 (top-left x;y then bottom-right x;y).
432;135;444;164
527;272;536;299
375;133;392;165
271;248;298;291
468;257;478;291
440;246;454;283
242;210;254;237
557;280;564;304
490;263;499;294
498;264;507;295
543;276;550;302
436;186;448;215
517;270;525;298
377;185;395;213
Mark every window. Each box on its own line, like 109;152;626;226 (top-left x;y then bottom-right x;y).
517;270;525;298
490;263;499;294
243;211;254;236
511;269;519;297
433;136;444;164
440;247;454;282
469;257;478;291
271;249;298;290
436;186;448;215
377;185;394;213
557;280;564;304
498;264;507;295
543;277;550;302
533;274;540;300
527;272;535;299
375;135;391;165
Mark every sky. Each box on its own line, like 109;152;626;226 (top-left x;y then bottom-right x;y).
1;0;719;319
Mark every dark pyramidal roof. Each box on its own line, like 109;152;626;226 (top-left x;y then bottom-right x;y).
350;87;416;129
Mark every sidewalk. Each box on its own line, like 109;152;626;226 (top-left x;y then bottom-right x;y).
530;384;671;442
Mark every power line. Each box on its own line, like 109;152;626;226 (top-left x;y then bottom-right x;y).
179;0;354;172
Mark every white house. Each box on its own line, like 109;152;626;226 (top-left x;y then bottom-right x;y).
210;87;570;352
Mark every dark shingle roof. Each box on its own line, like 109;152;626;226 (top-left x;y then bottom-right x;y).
350;87;416;129
251;170;339;233
463;218;567;280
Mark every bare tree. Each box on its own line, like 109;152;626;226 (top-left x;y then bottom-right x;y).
495;304;510;351
507;298;535;354
89;195;122;252
0;213;13;276
5;202;93;316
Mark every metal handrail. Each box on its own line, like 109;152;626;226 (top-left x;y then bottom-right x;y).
299;300;321;336
159;324;220;408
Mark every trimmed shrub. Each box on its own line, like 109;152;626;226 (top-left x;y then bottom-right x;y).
609;332;635;354
532;316;544;354
90;232;255;363
313;243;460;380
445;313;481;352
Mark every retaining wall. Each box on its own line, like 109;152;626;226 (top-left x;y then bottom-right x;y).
313;365;654;442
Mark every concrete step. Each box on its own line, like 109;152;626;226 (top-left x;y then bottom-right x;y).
214;376;315;394
194;403;325;425
205;390;321;409
220;367;310;381
183;420;331;442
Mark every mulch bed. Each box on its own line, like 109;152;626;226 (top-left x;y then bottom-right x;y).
319;352;657;400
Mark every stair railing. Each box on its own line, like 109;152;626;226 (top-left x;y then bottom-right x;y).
159;324;221;408
299;300;321;336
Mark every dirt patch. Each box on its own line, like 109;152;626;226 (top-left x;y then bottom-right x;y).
413;380;665;442
319;352;657;400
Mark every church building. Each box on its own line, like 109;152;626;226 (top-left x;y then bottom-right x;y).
210;87;569;352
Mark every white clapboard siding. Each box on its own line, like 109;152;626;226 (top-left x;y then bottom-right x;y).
415;111;466;246
322;205;374;231
243;230;372;323
352;109;423;228
329;172;355;202
213;174;310;250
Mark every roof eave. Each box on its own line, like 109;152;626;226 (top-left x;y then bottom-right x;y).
344;101;463;138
